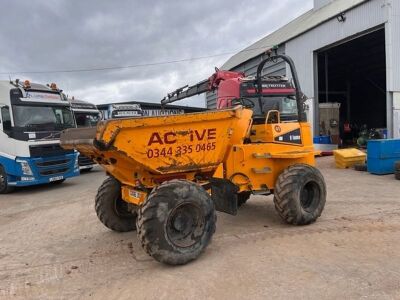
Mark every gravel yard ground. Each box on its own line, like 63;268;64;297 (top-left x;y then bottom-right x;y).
1;156;400;300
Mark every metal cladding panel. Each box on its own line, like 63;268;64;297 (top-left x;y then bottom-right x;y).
222;0;366;70
206;46;286;109
231;45;286;77
285;0;388;98
386;0;400;91
206;91;217;109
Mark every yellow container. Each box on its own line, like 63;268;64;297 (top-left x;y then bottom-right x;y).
333;148;366;169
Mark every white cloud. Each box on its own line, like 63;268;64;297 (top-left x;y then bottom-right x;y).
0;0;313;107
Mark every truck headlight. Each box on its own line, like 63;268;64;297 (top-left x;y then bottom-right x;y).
17;160;33;176
74;154;79;170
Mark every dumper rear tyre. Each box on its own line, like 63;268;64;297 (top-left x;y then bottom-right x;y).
95;177;137;232
0;166;14;194
274;164;326;225
137;180;216;265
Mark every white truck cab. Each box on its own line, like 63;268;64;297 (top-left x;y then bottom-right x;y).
110;104;143;119
0;80;79;193
69;98;101;171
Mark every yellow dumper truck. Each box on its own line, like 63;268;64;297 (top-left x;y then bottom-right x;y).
60;55;326;265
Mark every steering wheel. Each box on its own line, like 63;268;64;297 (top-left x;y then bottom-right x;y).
231;98;255;109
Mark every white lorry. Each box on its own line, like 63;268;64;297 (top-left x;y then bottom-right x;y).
69;98;101;171
110;103;143;119
0;80;79;193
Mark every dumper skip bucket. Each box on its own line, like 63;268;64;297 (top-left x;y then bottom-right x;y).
61;107;252;176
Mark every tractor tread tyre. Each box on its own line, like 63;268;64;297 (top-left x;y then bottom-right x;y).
237;191;251;207
395;171;400;180
137;179;216;265
95;177;137;232
354;163;367;172
395;161;400;171
273;164;326;225
0;166;14;194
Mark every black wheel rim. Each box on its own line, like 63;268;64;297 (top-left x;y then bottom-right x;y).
300;181;320;212
166;202;205;248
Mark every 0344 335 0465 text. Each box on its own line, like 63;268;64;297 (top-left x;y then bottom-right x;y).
146;128;217;158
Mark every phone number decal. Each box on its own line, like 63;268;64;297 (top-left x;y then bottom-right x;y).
146;142;216;159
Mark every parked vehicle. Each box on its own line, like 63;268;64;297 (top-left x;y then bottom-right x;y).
110;104;143;119
0;80;79;193
61;55;326;265
70;98;101;171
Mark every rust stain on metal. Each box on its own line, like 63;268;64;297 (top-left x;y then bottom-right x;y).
156;161;218;173
175;130;190;136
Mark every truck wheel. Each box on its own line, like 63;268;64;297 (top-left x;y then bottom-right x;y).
273;164;326;225
95;177;137;232
137;180;216;265
0;166;14;194
238;191;251;207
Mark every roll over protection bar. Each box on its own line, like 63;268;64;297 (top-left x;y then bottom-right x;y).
256;54;306;122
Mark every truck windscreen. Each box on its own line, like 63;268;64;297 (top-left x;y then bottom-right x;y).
12;105;75;130
74;112;100;127
250;96;298;121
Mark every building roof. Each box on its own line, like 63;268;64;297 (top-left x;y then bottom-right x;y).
222;0;366;70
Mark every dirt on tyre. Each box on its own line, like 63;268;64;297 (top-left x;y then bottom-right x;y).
137;179;216;265
0;166;14;194
274;164;326;225
95;177;137;232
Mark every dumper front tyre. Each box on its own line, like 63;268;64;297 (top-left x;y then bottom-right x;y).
273;164;326;225
137;180;216;265
95;177;137;232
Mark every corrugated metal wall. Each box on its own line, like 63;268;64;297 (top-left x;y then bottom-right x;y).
206;46;286;109
285;0;388;135
285;0;387;99
386;0;400;92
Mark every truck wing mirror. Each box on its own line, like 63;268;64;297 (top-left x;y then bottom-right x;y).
1;105;12;131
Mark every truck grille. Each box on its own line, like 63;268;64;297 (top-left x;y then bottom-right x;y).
30;144;74;157
33;157;73;178
40;168;69;176
78;155;94;166
36;159;69;167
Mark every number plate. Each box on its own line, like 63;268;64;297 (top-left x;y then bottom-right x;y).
49;175;63;182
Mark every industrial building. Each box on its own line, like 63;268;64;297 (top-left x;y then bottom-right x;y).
210;0;399;141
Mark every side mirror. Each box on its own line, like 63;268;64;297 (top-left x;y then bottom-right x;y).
1;106;12;131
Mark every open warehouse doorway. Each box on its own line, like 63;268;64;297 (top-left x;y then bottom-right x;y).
316;27;386;146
